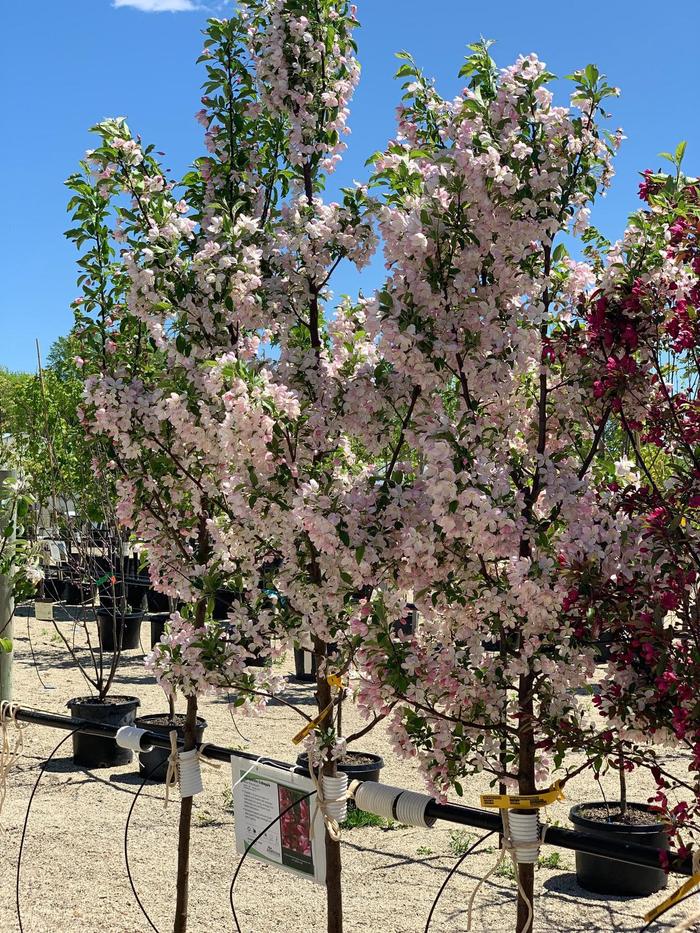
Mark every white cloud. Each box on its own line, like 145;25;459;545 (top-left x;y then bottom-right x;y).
113;0;197;11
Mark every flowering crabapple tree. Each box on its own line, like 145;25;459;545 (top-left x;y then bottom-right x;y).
580;162;700;853
351;43;646;931
68;4;402;932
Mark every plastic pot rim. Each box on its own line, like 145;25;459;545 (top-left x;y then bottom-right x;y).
569;801;668;834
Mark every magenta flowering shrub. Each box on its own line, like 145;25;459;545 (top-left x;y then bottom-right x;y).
577;168;700;843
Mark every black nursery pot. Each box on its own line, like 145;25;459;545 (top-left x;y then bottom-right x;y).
295;751;385;785
126;578;148;611
134;713;207;782
293;647;317;682
96;608;144;651
212;588;239;620
569;802;669;896
66;695;140;768
150;612;170;648
146;589;171;613
63;579;86;605
42;574;66;602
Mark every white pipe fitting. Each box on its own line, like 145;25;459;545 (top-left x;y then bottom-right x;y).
115;726;153;752
395;791;436;828
322;773;349;823
354;781;403;821
507;811;540;864
178;749;204;798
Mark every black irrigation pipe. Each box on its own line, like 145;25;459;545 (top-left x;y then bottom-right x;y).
13;704;696;880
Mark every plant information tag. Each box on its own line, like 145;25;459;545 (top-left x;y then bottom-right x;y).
231;756;326;885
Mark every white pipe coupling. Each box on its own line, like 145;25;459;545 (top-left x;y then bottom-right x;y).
178;749;204;798
507;811;540;864
115;726;153;752
321;773;348;823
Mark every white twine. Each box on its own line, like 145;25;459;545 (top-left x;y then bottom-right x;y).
163;730;179;809
231;756;265;792
0;701;28;818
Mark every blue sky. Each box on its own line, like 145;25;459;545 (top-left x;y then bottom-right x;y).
2;0;699;372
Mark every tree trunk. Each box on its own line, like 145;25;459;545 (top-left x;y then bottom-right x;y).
516;671;536;933
173;692;198;933
618;743;627;817
314;639;343;933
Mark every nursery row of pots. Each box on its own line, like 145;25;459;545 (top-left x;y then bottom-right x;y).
63;688;668;898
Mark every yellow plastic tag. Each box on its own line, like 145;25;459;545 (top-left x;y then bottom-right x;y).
480;781;565;810
327;674;344;689
292;701;334;746
643;872;700;924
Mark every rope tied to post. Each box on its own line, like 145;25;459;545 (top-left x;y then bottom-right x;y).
163;729;179;809
0;701;28;817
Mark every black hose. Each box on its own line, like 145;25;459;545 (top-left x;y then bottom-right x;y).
16;729;80;933
424;831;496;933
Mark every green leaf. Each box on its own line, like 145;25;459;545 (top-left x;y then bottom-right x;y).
0;638;12;654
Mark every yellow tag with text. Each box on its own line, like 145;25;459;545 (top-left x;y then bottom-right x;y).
327;674;344;689
292;701;334;746
480;781;565;810
643;872;700;924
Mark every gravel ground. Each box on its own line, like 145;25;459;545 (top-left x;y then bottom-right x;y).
0;613;698;933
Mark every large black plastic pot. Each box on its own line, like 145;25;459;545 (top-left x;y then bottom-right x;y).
569;802;669;896
295;751;385;785
134;713;207;782
293;645;339;681
43;575;66;602
96;609;144;651
150;612;170;648
293;647;316;682
64;579;86;605
126;578;148;611
66;695;140;768
212;588;239;620
146;589;171;613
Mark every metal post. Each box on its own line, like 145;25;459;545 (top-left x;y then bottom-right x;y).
0;468;17;702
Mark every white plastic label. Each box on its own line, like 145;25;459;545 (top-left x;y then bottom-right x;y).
230;756;326;885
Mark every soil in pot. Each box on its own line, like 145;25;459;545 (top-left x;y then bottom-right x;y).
96;609;144;651
296;751;385;785
569;802;669;896
66;695;140;768
135;713;207;782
